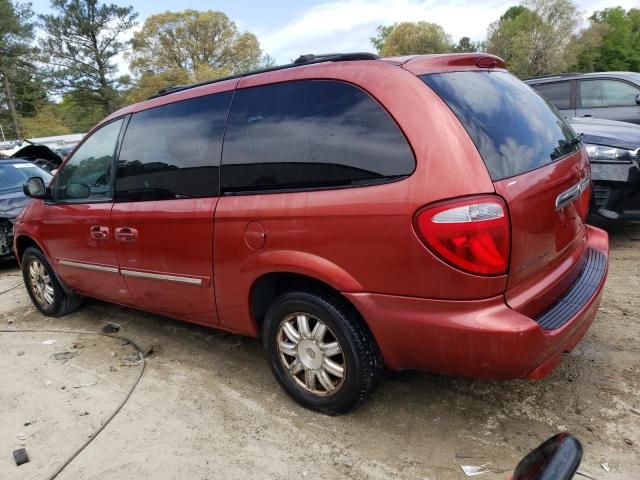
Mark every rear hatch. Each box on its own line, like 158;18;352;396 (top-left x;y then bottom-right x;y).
420;69;590;315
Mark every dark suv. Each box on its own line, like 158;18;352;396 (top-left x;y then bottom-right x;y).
525;72;640;124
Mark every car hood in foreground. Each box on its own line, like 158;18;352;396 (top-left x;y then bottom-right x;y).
0;190;29;221
569;117;640;151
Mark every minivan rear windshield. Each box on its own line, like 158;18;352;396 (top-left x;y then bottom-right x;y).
421;71;579;181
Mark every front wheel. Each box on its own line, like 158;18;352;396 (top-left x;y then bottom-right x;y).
263;291;381;414
21;247;81;317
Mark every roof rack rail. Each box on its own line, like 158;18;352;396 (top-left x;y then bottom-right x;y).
523;72;584;81
149;52;380;99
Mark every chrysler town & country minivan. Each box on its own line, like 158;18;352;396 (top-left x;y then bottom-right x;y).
14;53;609;413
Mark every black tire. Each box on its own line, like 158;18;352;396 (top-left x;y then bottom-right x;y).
263;291;382;414
21;247;81;317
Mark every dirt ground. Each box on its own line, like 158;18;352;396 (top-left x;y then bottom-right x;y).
1;226;639;480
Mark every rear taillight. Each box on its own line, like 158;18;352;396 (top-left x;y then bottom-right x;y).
414;196;510;276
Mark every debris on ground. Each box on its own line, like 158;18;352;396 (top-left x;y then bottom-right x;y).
77;410;89;416
41;339;57;345
52;351;77;361
13;448;29;466
23;420;33;427
624;438;633;446
460;464;490;476
71;342;85;349
576;471;597;480
73;382;96;389
16;350;24;356
101;323;121;334
601;462;610;472
631;408;640;416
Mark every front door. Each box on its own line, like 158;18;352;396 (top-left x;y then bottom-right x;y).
110;90;233;325
577;79;640;124
43;118;132;305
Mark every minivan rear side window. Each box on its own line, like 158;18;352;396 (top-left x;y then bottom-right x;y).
116;91;232;202
221;80;415;193
422;72;579;181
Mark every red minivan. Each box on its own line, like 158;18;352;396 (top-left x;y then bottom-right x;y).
15;53;609;413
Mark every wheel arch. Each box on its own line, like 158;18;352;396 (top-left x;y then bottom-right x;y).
249;271;379;354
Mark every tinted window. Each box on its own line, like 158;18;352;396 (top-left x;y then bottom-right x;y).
116;92;232;202
55;119;123;202
221;80;414;192
580;79;640;108
422;72;579;181
532;81;571;110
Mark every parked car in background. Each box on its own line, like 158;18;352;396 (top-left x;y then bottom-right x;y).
525;72;640;124
568;117;640;224
14;53;609;414
0;159;52;257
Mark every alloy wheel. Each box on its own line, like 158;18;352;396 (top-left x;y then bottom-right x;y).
27;259;55;308
277;312;346;397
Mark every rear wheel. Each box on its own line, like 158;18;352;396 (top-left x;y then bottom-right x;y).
21;247;81;317
263;291;381;414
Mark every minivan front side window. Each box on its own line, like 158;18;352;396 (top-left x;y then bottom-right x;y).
54;119;124;202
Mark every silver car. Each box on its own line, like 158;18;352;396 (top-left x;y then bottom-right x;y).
525;72;640;125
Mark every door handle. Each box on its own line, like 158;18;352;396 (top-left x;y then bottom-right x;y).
115;227;138;242
581;114;592;117
90;226;109;240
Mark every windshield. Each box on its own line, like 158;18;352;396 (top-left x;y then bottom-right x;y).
0;162;52;194
421;71;580;181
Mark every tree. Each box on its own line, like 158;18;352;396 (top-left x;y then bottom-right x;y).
485;0;581;78
573;8;640;72
129;9;262;94
0;0;39;139
371;22;452;56
21;104;71;137
39;0;138;114
453;37;482;53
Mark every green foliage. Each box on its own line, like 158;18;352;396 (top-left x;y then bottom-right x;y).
39;0;138;114
21;104;71;137
453;37;482;53
0;0;42;138
371;21;452;56
485;0;581;78
58;92;106;132
574;7;640;72
128;9;263;98
370;25;394;53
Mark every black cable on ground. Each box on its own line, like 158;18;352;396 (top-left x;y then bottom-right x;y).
0;281;24;295
0;327;146;480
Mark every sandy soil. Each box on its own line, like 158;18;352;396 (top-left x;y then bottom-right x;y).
0;226;638;480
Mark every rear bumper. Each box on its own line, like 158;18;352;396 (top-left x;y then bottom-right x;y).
345;225;609;380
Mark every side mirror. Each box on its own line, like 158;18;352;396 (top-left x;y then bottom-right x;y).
513;433;582;480
23;177;46;198
66;183;91;199
636;93;640;105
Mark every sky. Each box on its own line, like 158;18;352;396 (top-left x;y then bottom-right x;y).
28;0;640;72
